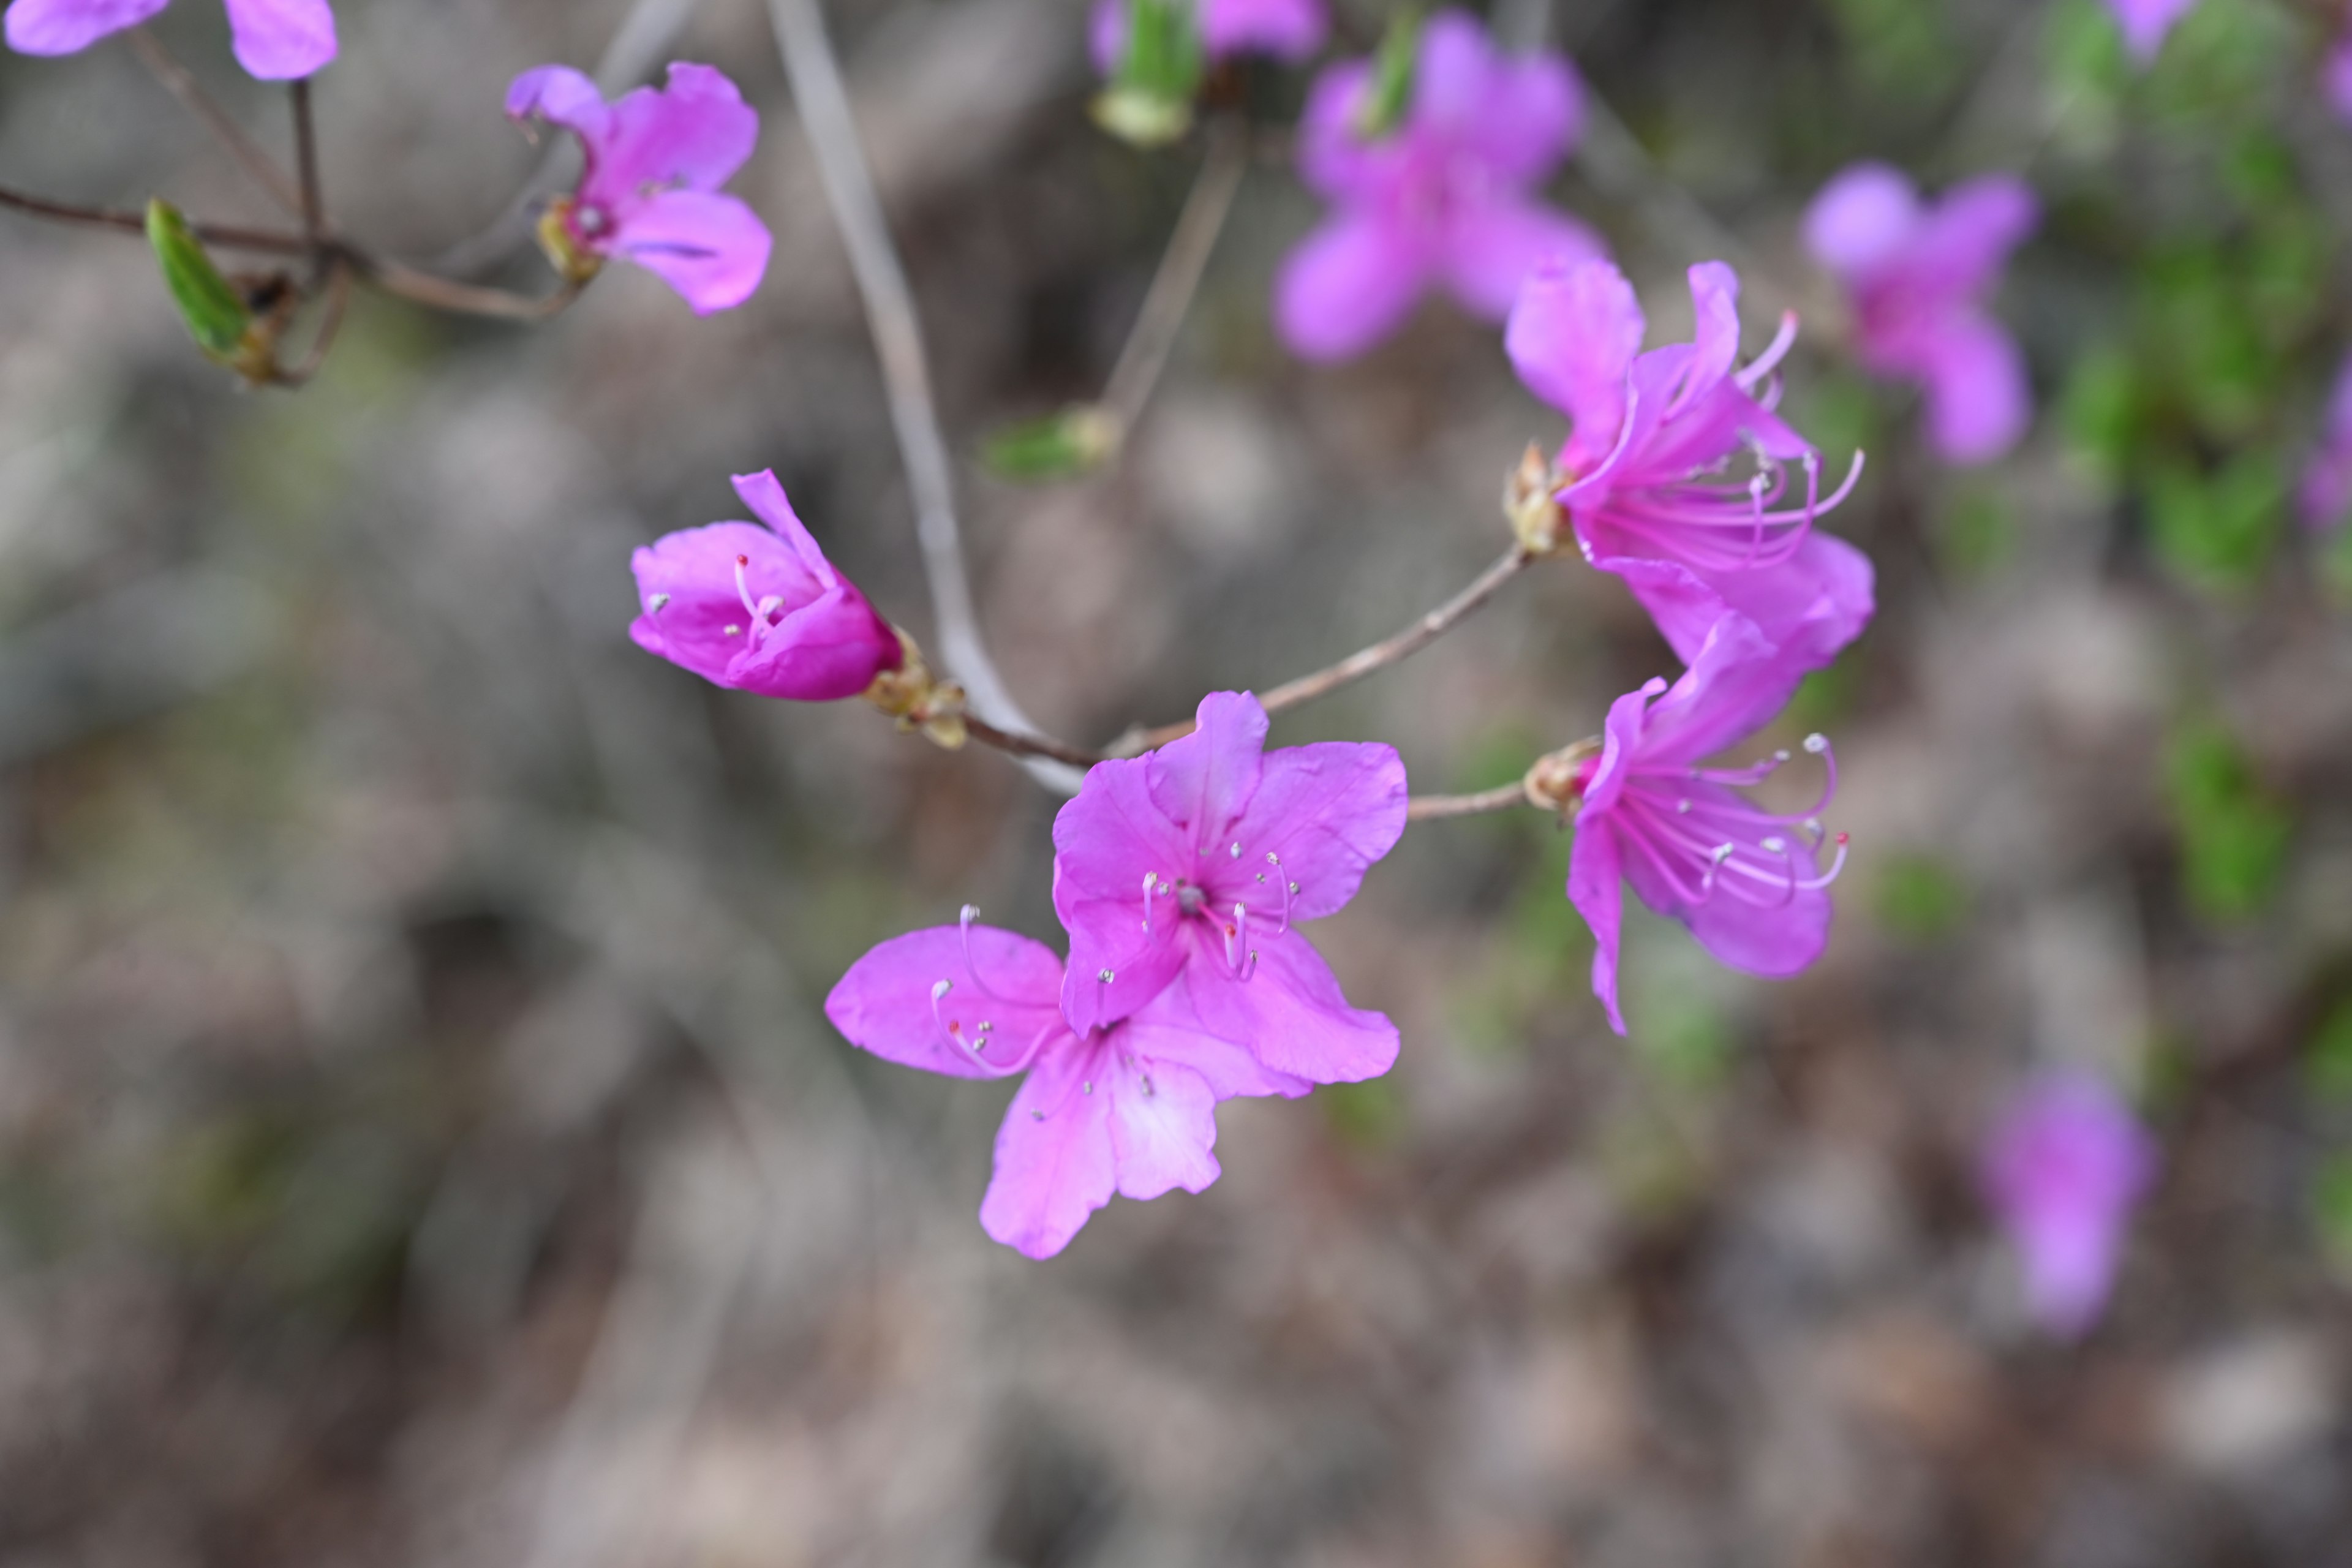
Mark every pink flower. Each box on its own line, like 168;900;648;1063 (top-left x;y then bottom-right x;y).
1507;258;1874;671
5;0;332;78
506;61;773;316
1804;164;2038;466
1052;692;1407;1083
1566;614;1847;1035
1980;1074;2157;1336
1089;0;1325;71
2326;31;2352;124
2105;0;2196;62
2299;352;2352;533
826;917;1317;1258
628;470;902;702
1274;9;1604;362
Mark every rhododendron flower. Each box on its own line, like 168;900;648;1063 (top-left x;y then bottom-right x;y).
506;62;773;315
1052;692;1406;1082
827;918;1317;1257
2105;0;2196;62
1274;9;1603;362
1507;258;1873;671
5;0;332;78
628;470;902;701
2298;352;2352;533
2327;31;2352;126
1980;1074;2156;1336
1565;614;1846;1035
1089;0;1324;70
1804;164;2038;465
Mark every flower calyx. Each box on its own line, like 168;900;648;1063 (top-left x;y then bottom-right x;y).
864;628;968;750
534;198;608;288
1522;736;1602;821
1504;440;1567;557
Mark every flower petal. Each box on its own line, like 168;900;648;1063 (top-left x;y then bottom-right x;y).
1274;211;1431;363
825;922;1070;1080
598;61;760;204
507;63;611;141
628;521;809;687
612;188;773;314
1145;690;1270;850
1905;174;2038;303
222;0;334;78
1440;195;1606;322
1917;312;2032;464
980;1036;1117;1258
1619;611;1800;766
1802;162;1920;282
1210;737;1406;922
1052;760;1194;1036
1172;927;1398;1084
1599;533;1874;673
4;0;168;56
1104;1056;1223;1201
1565;816;1627;1035
1414;10;1581;180
1615;781;1833;979
1506;257;1644;460
2106;0;2196;64
1200;0;1326;61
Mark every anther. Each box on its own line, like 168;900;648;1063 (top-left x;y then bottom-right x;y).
648;593;672;612
1229;842;1242;859
1098;968;1114;983
1761;836;1786;853
1141;871;1158;933
1082;1080;1093;1095
722;624;741;636
1803;733;1828;754
1775;749;1792;763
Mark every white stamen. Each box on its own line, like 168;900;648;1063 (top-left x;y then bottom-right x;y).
1803;733;1828;754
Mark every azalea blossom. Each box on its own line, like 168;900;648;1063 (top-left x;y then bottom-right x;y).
5;0;332;78
2299;352;2352;533
1090;0;1324;71
1564;614;1846;1035
826;918;1317;1258
1274;9;1603;362
628;470;902;701
1804;163;2038;465
1507;258;1874;671
1052;691;1407;1082
1980;1074;2157;1336
2105;0;2196;62
507;61;773;315
2326;29;2352;126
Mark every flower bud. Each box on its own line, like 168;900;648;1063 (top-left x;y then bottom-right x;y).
1090;0;1202;148
533;197;606;287
863;630;970;750
146;199;284;385
1523;736;1600;819
981;405;1122;482
1503;440;1566;556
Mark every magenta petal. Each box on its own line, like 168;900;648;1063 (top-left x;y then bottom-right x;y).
630;521;807;686
222;0;333;77
506;64;611;141
1918;314;2031;464
1292;60;1385;200
1802;162;1920;281
1566;821;1627;1036
598;61;760;207
1981;1075;2156;1336
825;924;1069;1080
1088;0;1122;74
1219;738;1407;922
2105;0;2196;62
980;1037;1118;1259
1200;0;1325;61
1145;691;1270;845
611;189;772;314
1506;257;1643;457
1121;996;1315;1099
2327;34;2352;125
2300;353;2352;532
1173;929;1398;1084
4;0;167;53
1415;9;1581;179
1683;262;1746;398
1578;677;1663;820
1602;532;1874;674
1615;786;1833;978
1441;195;1606;322
1623;612;1801;766
1907;175;2038;301
1052;762;1194;1035
1274;211;1431;362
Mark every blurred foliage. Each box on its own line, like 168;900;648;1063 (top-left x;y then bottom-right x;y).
1935;487;2017;578
1826;0;1958;101
2145;449;2288;588
982;405;1120;481
1321;1076;1409;1150
2314;1151;2352;1276
2165;718;2293;923
1874;853;1971;943
1356;9;1424;138
2305;998;2352;1105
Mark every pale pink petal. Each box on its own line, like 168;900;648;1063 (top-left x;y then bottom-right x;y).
1802;162;1921;282
1172;928;1398;1084
1052;763;1196;1036
1439;195;1605;322
1207;737;1407;922
824;924;1069;1080
611;188;772;314
1917;312;2032;464
1506;257;1644;459
1104;1056;1223;1200
981;1037;1117;1258
222;0;333;78
4;0;167;55
1273;210;1431;361
1566;820;1627;1035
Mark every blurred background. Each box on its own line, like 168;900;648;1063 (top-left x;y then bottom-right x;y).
4;0;2352;1561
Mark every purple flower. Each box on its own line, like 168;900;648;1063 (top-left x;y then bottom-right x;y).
2299;353;2352;533
1089;0;1325;71
1274;9;1604;362
628;470;902;702
2105;0;2196;63
1565;614;1847;1036
2326;31;2352;125
1980;1074;2157;1336
1804;163;2038;466
506;61;773;316
5;0;333;78
826;917;1317;1258
1507;258;1874;671
1052;692;1407;1083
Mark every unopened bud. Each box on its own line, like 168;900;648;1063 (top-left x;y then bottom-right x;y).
1504;441;1566;556
1523;736;1604;820
862;628;970;750
146;199;284;385
1091;0;1202;148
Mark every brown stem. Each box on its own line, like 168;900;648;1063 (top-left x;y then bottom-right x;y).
1134;545;1533;748
963;715;1107;771
268;258;352;386
0;183;311;252
290;79;325;255
348;252;583;320
129;28;306;216
1406;782;1535;823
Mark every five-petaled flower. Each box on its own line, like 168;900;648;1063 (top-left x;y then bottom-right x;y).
1564;614;1847;1035
628;469;903;701
827;916;1324;1258
1090;0;1324;71
1052;692;1408;1084
507;61;774;316
1980;1074;2156;1337
1507;258;1873;671
1275;9;1603;363
1804;163;2039;466
2299;352;2352;533
2104;0;2196;64
6;0;332;78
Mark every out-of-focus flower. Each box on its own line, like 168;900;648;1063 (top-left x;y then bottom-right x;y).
1507;258;1873;670
506;61;772;315
1275;9;1603;362
1804;163;2038;466
1981;1074;2157;1336
5;0;333;78
2299;353;2352;533
1052;692;1406;1082
628;470;902;701
1564;614;1845;1035
827;918;1315;1257
2105;0;2196;63
2326;29;2352;124
1090;0;1324;72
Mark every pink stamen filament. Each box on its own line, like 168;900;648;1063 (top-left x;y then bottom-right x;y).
958;905;1019;1001
1735;311;1800;391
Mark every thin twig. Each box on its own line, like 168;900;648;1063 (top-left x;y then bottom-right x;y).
1134;545;1534;748
963;714;1106;771
269;260;352;385
764;0;1071;793
128;28;306;216
290;78;325;258
1406;781;1534;822
350;252;584;319
1099;117;1248;432
0;184;309;252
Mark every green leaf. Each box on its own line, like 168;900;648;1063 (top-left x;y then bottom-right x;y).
2059;344;2140;486
981;405;1121;481
1355;10;1423;139
146;198;253;361
1092;0;1202;148
2165;718;2293;922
